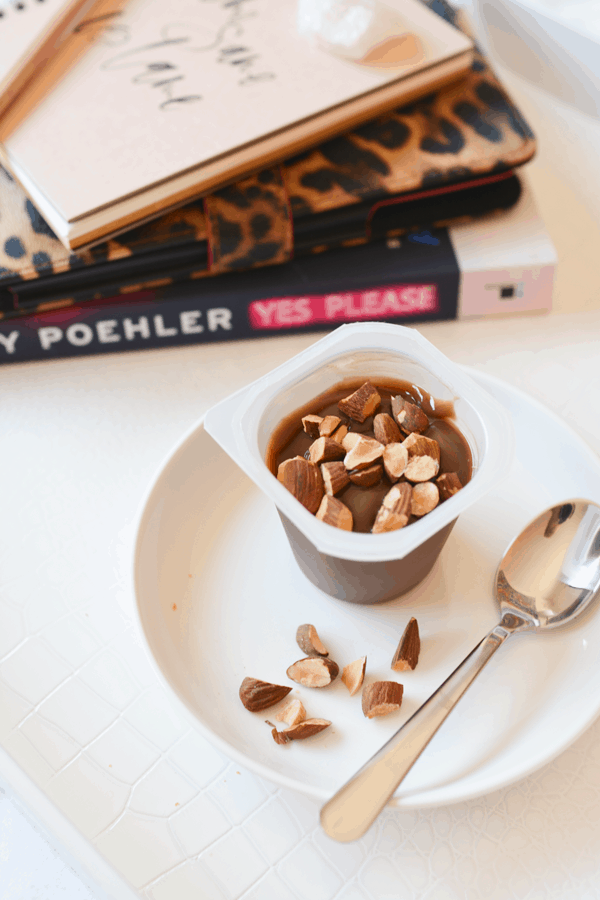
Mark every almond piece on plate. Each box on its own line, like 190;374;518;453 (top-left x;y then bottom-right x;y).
271;718;331;744
316;495;353;531
287;657;339;687
344;436;384;471
338;382;381;422
239;677;292;711
382;443;408;482
373;413;402;445
308;436;345;465
302;414;323;437
277;456;323;514
342;656;367;695
319;415;342;437
436;472;463;501
391;396;429;435
296;624;329;657
349;463;383;487
362;681;404;718
321;461;350;496
391;617;420;671
275;698;306;726
372;483;412;534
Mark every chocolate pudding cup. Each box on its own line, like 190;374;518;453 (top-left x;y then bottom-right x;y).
205;323;513;604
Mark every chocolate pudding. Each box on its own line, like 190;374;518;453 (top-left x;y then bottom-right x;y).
266;378;472;534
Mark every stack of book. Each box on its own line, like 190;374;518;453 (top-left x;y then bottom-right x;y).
0;0;553;364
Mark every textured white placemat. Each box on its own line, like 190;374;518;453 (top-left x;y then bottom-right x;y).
2;312;600;899
0;770;105;900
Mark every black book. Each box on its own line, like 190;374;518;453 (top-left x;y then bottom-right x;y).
0;194;556;364
0;228;459;363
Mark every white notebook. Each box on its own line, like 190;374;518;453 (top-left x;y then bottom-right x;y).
0;0;109;118
0;0;473;250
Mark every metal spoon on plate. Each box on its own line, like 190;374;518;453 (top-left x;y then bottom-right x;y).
321;499;600;842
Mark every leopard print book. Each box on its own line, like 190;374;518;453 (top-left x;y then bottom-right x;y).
0;0;534;316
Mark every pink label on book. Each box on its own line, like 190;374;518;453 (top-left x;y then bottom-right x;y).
248;284;438;329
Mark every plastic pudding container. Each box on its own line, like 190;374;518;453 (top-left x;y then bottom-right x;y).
204;323;513;604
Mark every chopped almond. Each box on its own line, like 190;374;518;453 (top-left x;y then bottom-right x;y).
402;433;440;462
319;415;342;437
296;624;329;657
382;443;408;482
338;382;381;422
436;472;463;500
404;455;439;483
344;436;384;471
391;396;428;435
287;657;339;687
342;431;361;452
411;482;439;516
321;461;350;496
275;698;306;726
239;678;292;711
316;495;353;531
373;413;402;445
271;719;331;744
308;437;345;465
372;483;412;534
277;457;324;514
362;681;403;718
341;657;366;696
391;618;420;671
349;463;382;487
302;415;323;437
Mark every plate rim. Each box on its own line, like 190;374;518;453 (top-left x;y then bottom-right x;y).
132;366;600;808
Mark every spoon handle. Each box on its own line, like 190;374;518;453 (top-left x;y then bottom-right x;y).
320;621;513;842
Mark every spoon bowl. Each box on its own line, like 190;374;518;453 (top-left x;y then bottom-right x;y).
320;499;600;842
498;501;600;629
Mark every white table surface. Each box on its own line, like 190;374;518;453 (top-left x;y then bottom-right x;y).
3;308;600;900
4;24;600;900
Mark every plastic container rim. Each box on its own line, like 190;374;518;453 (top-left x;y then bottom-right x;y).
204;323;514;562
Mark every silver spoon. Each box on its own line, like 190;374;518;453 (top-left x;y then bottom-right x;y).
321;499;600;842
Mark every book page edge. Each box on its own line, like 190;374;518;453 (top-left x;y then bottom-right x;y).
2;50;474;250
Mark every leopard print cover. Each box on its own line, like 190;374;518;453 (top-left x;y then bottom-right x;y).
0;0;534;311
0;165;206;295
204;167;292;275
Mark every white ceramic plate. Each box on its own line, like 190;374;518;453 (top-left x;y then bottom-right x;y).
134;370;600;808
